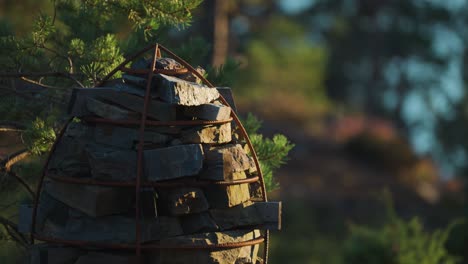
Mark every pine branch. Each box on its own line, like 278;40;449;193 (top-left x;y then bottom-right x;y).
0;170;34;199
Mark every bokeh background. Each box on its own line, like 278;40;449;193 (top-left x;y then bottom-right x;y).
1;0;468;263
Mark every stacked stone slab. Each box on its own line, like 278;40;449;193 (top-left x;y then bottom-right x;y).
22;58;281;264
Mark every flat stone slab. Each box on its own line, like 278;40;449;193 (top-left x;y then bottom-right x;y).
183;103;231;121
156;74;220;106
86;97;139;120
94;124;170;149
158;187;209;216
30;245;82;264
202;144;251;181
144;144;203;181
86;144;137;181
210;202;282;230
44;180;134;217
179;212;218;234
216;87;237;113
69;87;177;121
75;252;138;264
181;123;232;144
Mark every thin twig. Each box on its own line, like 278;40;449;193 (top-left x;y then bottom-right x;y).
0;170;35;199
20;77;67;90
1;149;30;171
0;121;26;132
0;216;29;247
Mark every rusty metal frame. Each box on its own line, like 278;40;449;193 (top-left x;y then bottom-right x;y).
30;43;270;264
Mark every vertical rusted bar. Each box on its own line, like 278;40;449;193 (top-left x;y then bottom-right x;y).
134;44;159;261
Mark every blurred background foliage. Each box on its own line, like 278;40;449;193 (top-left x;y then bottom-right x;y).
2;0;468;263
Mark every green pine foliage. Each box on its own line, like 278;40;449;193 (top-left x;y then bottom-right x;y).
343;193;459;264
243;113;294;191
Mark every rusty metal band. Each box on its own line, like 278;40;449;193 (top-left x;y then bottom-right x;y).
120;67;189;75
30;118;73;244
82;117;233;126
46;174;260;187
33;235;265;250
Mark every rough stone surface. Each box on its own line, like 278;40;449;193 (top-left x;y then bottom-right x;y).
210;202;281;230
205;184;251;208
156;74;220;106
86;144;137;181
69;88;176;121
144;144;203;181
44;180;134;217
181;123;232;144
19;204;33;233
74;252;138;264
158;188;209;216
41;207;183;243
184;103;231;121
30;245;82;264
156;58;184;70
151;230;261;264
202;144;251;181
86;97;139;120
47;122;93;178
94;125;169;149
180;212;218;234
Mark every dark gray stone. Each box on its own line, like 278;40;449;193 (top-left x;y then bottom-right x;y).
144;144;203;181
180;212;218;234
210;202;281;231
94;125;170;149
18;204;33;233
69;88;177;121
181;123;232;144
156;58;183;70
177;66;206;84
86;144;137;181
74;252;138;264
44;180;134;217
156;74;220;106
30;245;82;264
184;103;231;121
216;87;237;113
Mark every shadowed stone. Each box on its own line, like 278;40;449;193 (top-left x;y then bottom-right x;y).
181;123;231;144
30;245;82;264
94;125;170;149
86;144;136;181
177;66;206;84
184;103;231;121
74;252;138;264
44;181;134;217
204;183;251;208
47;122;93;178
210;202;281;231
156;74;220;106
144;144;203;181
180;212;218;234
216;87;237;113
202;144;251;181
18;204;33;233
158;188;209;216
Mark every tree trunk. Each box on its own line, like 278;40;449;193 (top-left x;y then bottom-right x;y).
211;0;230;67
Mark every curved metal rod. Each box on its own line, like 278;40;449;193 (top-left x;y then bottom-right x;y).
83;117;233;126
47;174;260;187
30;118;72;244
33;235;265;250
